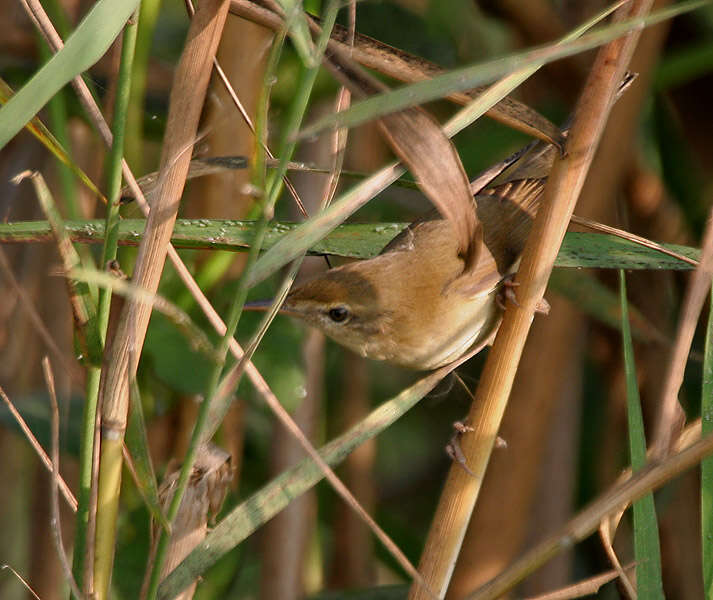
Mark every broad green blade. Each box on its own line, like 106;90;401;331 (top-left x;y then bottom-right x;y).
620;271;664;599
0;220;699;270
0;0;140;150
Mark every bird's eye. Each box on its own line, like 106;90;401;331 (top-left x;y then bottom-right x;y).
327;306;350;323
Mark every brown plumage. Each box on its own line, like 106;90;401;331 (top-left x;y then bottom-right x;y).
282;138;557;369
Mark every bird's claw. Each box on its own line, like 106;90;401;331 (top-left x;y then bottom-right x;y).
497;276;550;316
497;276;520;310
447;421;476;477
535;297;550;315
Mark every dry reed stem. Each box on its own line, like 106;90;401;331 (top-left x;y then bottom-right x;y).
0;565;41;600
448;298;583;596
408;2;653;598
598;514;637;598
93;2;229;597
21;0;113;142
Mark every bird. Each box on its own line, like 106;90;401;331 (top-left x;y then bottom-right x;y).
258;137;558;370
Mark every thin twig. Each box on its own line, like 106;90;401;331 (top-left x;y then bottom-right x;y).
522;564;635;600
598;516;637;599
42;357;84;599
0;385;78;511
0;565;41;600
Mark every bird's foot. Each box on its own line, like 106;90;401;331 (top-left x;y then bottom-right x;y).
497;276;550;315
446;421;507;476
497;276;519;310
446;421;476;477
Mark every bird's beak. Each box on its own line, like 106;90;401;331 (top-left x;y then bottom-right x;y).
243;299;273;311
243;298;300;316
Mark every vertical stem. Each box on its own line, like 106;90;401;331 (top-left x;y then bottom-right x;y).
408;2;653;598
74;14;138;597
94;0;231;597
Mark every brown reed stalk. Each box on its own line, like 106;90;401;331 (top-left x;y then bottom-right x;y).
92;1;229;597
408;2;655;598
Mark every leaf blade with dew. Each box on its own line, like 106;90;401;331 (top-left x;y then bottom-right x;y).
0;220;701;268
620;270;664;599
299;0;710;138
0;0;141;150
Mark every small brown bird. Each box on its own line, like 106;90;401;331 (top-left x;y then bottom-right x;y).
268;139;557;370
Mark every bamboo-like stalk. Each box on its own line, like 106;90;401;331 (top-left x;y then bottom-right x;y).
408;2;654;598
92;2;229;598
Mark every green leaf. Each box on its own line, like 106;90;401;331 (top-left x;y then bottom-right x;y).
619;271;664;599
0;219;700;270
0;0;140;150
273;0;316;68
702;285;713;597
126;377;170;532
